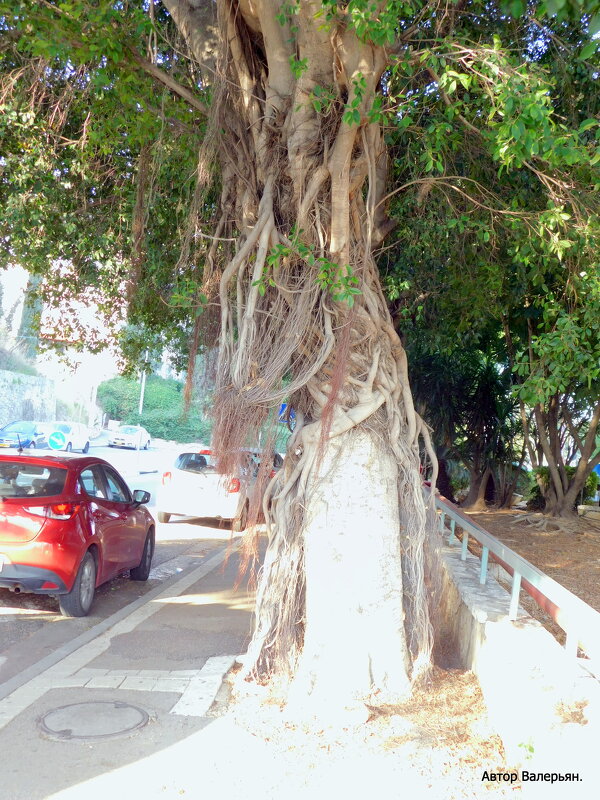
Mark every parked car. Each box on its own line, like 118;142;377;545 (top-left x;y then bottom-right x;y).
108;424;151;450
0;451;154;617
41;422;90;453
0;421;47;450
156;448;283;531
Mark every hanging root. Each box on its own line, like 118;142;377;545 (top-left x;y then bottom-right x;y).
205;1;438;692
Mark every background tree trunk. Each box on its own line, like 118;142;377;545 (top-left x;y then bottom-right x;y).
462;466;491;511
436;457;456;504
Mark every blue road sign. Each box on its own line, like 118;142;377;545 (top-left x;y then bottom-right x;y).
278;403;296;424
48;430;67;450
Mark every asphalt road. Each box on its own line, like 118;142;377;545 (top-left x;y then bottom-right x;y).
0;435;239;684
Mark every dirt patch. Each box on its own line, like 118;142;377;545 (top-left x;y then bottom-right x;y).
468;509;600;648
212;665;519;798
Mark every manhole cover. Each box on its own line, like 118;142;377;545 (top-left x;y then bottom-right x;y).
39;701;149;741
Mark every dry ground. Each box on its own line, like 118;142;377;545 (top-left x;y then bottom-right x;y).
213;664;519;799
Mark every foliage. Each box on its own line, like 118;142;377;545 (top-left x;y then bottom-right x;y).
126;406;212;443
0;0;212;370
376;9;600;513
0;345;39;375
407;338;521;504
97;373;212;442
527;466;597;509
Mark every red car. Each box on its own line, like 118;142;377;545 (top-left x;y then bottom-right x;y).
0;452;155;617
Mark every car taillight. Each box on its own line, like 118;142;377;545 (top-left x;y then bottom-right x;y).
269;469;276;479
24;503;81;520
162;471;172;485
227;478;240;493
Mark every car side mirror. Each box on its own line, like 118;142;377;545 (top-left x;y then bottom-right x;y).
133;489;151;506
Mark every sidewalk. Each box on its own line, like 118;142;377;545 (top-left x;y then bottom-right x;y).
0;539;254;800
3;534;596;800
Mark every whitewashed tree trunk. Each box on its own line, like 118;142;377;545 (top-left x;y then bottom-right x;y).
288;429;411;714
164;0;436;716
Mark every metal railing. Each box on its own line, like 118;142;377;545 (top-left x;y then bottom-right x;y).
427;488;600;661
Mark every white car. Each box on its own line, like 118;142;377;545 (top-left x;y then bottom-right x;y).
156;448;282;531
43;422;90;453
108;425;151;450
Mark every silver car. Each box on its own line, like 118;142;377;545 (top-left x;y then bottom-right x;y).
108;425;151;450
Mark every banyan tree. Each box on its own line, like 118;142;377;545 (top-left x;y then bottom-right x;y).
167;0;438;714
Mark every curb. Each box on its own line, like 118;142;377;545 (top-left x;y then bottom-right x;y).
0;539;241;705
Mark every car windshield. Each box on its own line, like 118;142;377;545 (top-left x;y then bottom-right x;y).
0;461;67;498
175;453;212;473
54;424;72;433
119;426;139;434
2;422;35;434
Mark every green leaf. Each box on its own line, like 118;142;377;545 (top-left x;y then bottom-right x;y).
580;41;597;60
589;13;600;36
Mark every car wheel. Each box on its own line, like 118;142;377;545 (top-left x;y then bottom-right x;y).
66;442;72;452
59;551;96;617
144;440;150;450
232;502;249;532
82;441;89;454
157;511;171;523
130;528;155;581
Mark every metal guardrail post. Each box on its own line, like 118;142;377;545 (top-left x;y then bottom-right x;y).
509;571;522;620
479;546;489;584
449;518;457;544
461;529;469;561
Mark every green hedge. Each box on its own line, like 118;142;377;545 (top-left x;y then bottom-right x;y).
98;374;212;443
125;408;212;443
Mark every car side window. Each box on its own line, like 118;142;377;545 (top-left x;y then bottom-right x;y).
103;467;131;503
79;467;107;499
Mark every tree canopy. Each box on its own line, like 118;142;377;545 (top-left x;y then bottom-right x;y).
1;0;600;714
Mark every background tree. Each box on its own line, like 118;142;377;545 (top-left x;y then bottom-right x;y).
379;18;600;517
408;342;522;509
1;0;599;717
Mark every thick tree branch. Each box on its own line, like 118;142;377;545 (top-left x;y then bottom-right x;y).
128;47;209;116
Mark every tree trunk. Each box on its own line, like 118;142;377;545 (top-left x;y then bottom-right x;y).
436;457;456;504
462;466;491;511
287;429;411;716
165;0;435;717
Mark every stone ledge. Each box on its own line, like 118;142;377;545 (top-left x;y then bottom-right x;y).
432;540;600;781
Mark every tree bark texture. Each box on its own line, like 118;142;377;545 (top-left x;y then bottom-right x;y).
166;0;437;711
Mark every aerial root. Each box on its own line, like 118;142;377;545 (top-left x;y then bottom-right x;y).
511;513;578;534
